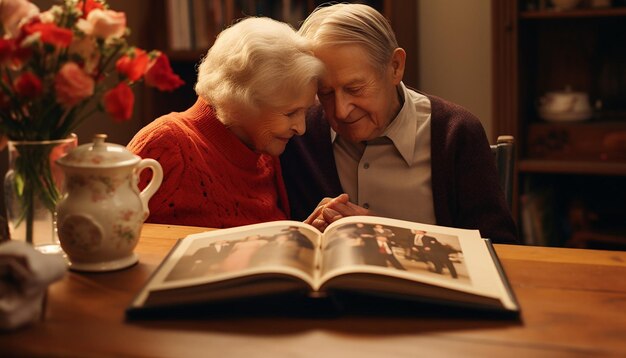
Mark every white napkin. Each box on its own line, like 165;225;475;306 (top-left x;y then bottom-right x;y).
0;241;66;331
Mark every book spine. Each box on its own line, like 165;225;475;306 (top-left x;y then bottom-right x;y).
520;194;536;246
483;238;520;313
167;0;192;51
192;0;210;50
166;0;179;50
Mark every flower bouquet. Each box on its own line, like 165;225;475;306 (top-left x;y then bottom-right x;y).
0;0;184;248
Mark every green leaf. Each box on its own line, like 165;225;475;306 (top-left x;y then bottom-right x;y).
15;173;24;196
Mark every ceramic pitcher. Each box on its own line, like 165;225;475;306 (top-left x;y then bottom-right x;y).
55;134;163;272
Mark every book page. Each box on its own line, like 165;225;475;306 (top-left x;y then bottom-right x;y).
316;216;516;309
144;221;322;293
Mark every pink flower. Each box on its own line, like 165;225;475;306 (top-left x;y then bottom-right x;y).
145;52;184;91
77;9;126;40
103;83;134;121
0;0;39;38
116;48;149;82
54;62;95;108
68;36;100;74
14;72;42;98
23;21;73;48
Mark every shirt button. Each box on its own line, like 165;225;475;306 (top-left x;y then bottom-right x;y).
363;163;370;169
363;203;370;209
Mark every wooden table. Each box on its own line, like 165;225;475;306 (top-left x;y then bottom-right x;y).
2;223;626;357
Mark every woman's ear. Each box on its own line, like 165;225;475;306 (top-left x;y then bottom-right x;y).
390;48;406;85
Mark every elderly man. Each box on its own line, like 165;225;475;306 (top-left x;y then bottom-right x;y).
280;3;518;244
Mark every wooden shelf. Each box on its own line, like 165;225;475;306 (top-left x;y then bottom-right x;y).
529;120;626;128
520;7;626;19
568;229;626;250
494;1;626;248
519;159;626;176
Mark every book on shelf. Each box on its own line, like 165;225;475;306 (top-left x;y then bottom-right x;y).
205;0;226;45
127;216;520;318
166;0;192;51
167;0;225;51
189;0;205;49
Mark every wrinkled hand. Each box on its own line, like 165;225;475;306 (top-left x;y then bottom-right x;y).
304;193;371;232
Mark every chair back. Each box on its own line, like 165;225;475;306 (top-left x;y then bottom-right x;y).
491;135;515;209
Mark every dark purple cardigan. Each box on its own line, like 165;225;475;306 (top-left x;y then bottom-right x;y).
280;92;519;244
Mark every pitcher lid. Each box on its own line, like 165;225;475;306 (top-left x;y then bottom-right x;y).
56;134;140;168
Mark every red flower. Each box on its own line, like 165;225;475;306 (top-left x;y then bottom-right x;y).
145;52;184;91
76;0;105;18
115;48;149;82
23;21;73;48
14;72;42;98
103;83;134;121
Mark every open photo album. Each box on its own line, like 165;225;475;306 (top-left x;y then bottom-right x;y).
127;216;519;318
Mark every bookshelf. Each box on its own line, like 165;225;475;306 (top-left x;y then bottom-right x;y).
493;0;626;249
143;0;418;123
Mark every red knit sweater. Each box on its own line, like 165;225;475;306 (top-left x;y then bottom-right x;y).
127;98;290;228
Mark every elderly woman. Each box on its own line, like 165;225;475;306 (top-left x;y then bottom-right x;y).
128;17;324;228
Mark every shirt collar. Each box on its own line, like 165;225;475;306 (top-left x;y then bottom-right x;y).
330;82;425;165
382;82;418;165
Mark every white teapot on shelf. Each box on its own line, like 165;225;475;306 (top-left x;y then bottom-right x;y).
55;134;163;272
538;86;592;122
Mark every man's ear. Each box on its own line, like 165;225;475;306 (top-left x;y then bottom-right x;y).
390;48;406;85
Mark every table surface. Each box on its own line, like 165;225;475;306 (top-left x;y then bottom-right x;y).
2;223;626;357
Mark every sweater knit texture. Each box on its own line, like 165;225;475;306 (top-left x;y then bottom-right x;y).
128;98;289;228
280;92;518;244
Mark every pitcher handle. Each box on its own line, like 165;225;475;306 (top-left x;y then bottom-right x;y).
135;159;163;217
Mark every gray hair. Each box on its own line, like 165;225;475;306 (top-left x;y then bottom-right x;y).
298;3;399;73
195;17;324;119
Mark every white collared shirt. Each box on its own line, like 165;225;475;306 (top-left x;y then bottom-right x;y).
332;82;436;224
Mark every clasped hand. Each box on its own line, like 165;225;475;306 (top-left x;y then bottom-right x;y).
304;193;371;232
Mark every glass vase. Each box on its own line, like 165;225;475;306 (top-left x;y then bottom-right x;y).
4;136;77;254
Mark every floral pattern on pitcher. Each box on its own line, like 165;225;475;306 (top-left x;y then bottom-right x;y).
66;173;130;202
114;224;139;248
58;214;103;253
120;210;135;221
